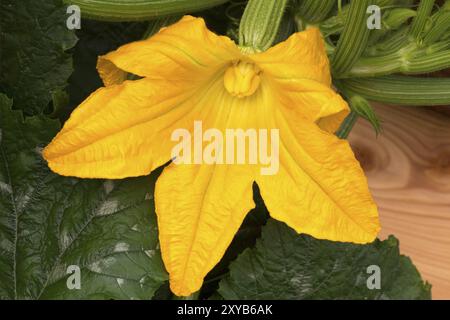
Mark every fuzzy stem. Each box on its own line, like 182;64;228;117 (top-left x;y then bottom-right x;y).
239;0;288;51
340;75;450;106
63;0;228;21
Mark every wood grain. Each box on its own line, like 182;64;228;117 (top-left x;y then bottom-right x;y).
349;104;450;300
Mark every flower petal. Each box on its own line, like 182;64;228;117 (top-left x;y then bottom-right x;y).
256;109;380;244
155;163;255;296
251;28;347;133
98;16;241;86
251;28;331;86
276;79;350;133
153;74;268;296
43;77;211;179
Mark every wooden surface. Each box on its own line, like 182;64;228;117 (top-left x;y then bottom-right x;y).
349;104;450;300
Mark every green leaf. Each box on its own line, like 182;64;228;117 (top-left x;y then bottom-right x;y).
0;0;77;115
0;94;167;300
218;220;431;300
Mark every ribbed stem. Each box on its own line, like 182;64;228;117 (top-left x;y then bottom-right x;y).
344;50;404;78
423;11;450;44
63;0;228;21
366;26;410;55
239;0;288;51
407;49;450;73
346;41;450;77
409;0;435;40
332;0;372;75
340;75;450;106
296;0;335;23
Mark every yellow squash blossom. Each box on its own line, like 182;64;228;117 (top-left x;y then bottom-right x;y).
43;16;380;296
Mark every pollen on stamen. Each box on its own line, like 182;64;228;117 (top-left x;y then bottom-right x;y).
223;60;262;98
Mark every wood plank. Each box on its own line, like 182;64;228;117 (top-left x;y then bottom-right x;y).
349;104;450;300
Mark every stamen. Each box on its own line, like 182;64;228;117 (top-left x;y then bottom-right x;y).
224;61;262;98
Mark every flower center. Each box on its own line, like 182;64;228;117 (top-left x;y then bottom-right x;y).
223;61;261;98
